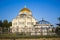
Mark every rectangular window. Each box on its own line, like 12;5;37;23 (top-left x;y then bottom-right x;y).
27;22;32;25
13;22;17;25
19;22;24;25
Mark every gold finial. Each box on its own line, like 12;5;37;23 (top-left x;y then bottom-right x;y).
42;18;44;21
24;5;26;8
42;18;44;20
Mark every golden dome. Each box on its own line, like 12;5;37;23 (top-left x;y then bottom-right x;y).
20;8;30;12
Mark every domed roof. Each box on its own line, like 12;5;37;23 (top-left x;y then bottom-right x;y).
20;8;30;12
38;19;50;24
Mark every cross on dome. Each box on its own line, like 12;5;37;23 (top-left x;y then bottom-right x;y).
24;5;26;8
19;5;32;15
20;5;31;12
42;18;44;20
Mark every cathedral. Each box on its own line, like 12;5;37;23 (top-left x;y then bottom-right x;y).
10;6;52;35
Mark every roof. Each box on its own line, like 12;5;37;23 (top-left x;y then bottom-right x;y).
38;20;51;24
20;8;30;12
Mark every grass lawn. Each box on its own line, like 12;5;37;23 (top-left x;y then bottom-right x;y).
0;33;60;39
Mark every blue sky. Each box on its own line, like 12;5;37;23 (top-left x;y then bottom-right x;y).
0;0;60;26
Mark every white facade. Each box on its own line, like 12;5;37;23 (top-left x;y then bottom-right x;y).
10;7;52;35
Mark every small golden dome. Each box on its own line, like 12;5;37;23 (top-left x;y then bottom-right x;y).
20;8;30;12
